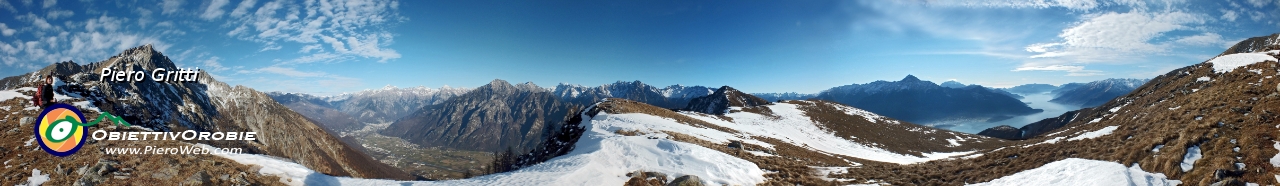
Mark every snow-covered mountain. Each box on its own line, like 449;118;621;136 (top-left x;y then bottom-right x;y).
1000;83;1059;95
330;85;472;123
553;81;714;108
268;85;471;130
1049;78;1149;108
939;80;968;88
751;92;816;101
382;79;575;152
813;75;1042;126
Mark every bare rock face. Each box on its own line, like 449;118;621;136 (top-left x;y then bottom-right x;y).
0;44;413;180
382;79;576;152
684;86;770;115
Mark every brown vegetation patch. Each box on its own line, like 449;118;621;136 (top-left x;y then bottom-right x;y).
594;98;739;134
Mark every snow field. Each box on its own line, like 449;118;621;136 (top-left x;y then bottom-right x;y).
969;158;1180;186
1208;52;1279;73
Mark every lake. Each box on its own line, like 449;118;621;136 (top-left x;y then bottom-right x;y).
943;93;1082;134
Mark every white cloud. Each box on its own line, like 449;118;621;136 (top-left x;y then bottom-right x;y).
230;0;257;18
21;13;57;31
241;66;325;77
0;0;16;13
299;44;322;53
0;23;16;36
1027;11;1205;61
259;43;282;52
1247;11;1267;21
1173;32;1233;48
199;56;229;71
1013;65;1104;76
41;0;54;9
924;0;1101;11
1245;0;1272;8
284;52;346;64
46;9;74;20
162;0;183;15
227;0;404;63
200;0;231;20
1220;9;1237;21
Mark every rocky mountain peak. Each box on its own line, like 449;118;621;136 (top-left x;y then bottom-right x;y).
684;86;770;115
901;75;921;82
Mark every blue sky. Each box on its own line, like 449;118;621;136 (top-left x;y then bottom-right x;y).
0;0;1277;95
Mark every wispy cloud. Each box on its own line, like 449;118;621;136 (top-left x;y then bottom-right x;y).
1012;64;1104;76
225;0;404;63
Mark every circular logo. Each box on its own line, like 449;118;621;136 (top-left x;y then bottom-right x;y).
34;103;88;157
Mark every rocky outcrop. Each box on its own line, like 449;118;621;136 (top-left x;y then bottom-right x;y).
684;86;770;115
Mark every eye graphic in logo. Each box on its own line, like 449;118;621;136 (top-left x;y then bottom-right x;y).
34;103;89;157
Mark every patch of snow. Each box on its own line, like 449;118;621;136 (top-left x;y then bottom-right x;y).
1196;76;1211;82
1167;106;1179;110
969;158;1180;186
1088;118;1101;124
1152;145;1164;153
1038;137;1066;145
1208;52;1279;73
21;169;49;186
24;137;34;147
946;138;962;147
1068;126;1119;141
745;150;775;157
1271;141;1280;168
810;166;854;181
1182;145;1202;172
0;89;32;102
1236;163;1246;169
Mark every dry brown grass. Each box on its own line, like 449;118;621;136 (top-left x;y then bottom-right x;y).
0;98;283;186
593;98;739;134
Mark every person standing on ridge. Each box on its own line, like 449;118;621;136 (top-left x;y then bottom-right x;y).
33;74;56;108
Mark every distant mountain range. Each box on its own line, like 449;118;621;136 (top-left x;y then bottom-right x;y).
1048;78;1148;108
553;81;714;108
812;75;1042;126
267;85;471;132
999;84;1058;95
381;80;576;152
750;92;816;102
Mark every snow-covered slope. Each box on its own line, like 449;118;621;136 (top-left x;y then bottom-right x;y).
212;97;1004;185
970;158;1180;186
